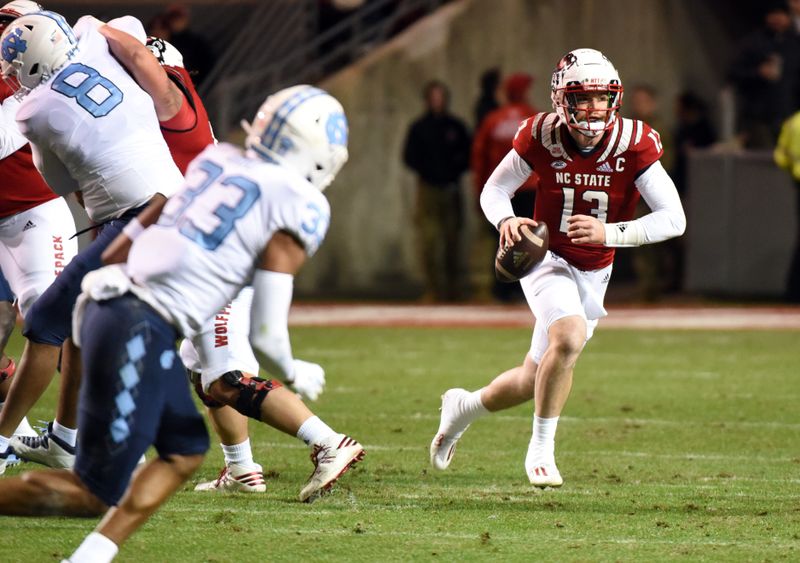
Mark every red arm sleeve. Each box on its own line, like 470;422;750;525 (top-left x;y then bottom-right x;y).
160;95;196;130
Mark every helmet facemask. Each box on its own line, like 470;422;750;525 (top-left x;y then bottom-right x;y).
558;81;622;137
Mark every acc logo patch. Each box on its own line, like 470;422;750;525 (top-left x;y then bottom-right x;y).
551;160;567;170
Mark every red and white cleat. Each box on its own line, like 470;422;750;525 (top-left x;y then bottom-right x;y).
299;434;364;503
526;461;563;489
194;463;267;493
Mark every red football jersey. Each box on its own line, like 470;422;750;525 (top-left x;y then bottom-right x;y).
160;66;215;174
0;82;58;219
513;112;663;270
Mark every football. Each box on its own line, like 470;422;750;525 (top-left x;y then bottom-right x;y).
494;222;549;283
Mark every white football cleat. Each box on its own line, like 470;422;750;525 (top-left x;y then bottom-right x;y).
299;434;364;503
526;460;563;489
195;462;267;493
0;448;10;475
430;388;473;470
10;421;75;469
12;416;38;439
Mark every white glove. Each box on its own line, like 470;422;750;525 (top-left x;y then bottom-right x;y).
288;359;325;401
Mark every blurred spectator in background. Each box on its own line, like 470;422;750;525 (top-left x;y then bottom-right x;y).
149;4;215;87
773;110;800;302
403;81;471;302
628;84;672;168
668;91;717;295
147;13;171;40
626;84;676;300
474;68;501;128
728;3;800;148
672;91;717;195
789;0;800;33
471;72;538;301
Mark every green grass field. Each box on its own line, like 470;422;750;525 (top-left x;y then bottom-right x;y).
3;326;799;562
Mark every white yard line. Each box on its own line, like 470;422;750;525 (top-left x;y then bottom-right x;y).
289;304;800;330
323;411;800;431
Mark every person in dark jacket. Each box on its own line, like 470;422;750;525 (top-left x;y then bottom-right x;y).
403;81;471;301
728;4;800;148
474;68;501;128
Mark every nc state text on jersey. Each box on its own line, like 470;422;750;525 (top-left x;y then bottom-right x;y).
555;172;612;188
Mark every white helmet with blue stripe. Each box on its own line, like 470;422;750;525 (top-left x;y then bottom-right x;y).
0;10;76;95
242;85;349;191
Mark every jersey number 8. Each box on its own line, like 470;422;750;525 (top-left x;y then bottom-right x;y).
52;63;123;118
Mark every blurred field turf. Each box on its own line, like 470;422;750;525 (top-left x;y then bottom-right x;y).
3;326;799;562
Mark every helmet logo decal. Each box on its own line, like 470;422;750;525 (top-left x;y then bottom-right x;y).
1;27;25;63
147;37;167;64
557;52;577;71
326;112;347;146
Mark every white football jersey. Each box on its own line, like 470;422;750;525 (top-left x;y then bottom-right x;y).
127;143;330;339
14;16;183;222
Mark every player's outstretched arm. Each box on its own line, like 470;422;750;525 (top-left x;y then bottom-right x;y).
602;161;686;247
248;231;325;400
480;150;537;247
101;194;168;265
480;151;533;222
98;25;183;121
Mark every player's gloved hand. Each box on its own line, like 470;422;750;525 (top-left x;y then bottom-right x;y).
287;359;325;401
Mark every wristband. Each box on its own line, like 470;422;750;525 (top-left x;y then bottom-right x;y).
122;218;145;241
603;220;645;247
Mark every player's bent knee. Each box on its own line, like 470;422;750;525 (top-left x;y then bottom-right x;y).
207;371;283;421
22;299;65;347
548;318;587;358
551;333;585;359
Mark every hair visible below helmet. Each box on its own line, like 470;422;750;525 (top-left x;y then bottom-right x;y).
242;85;349;191
0;10;77;96
550;48;623;138
146;36;184;68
